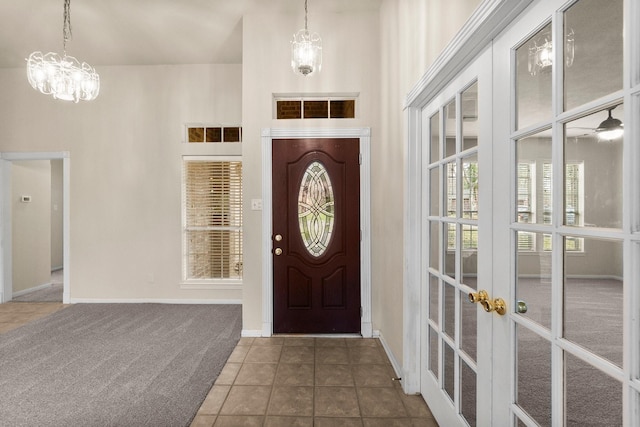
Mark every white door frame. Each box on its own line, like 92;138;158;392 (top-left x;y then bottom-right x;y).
0;151;70;304
260;128;372;337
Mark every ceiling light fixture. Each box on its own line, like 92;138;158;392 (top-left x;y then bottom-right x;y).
528;28;574;76
291;0;322;76
596;106;624;141
26;0;100;102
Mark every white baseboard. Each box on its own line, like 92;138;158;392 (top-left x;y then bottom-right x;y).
68;298;242;304
376;330;404;382
241;330;264;337
12;282;53;297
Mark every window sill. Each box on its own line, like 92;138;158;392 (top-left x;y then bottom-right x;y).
180;280;242;290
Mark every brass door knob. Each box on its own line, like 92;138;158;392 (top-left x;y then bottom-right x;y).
469;290;506;316
274;248;283;256
469;290;488;304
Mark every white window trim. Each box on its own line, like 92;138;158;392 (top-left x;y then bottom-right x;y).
180;155;243;290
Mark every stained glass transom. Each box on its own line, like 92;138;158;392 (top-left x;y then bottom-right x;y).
298;161;335;257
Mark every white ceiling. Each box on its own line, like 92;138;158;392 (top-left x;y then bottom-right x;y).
0;0;382;69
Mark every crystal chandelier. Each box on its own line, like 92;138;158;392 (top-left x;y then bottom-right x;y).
291;0;322;76
528;28;574;76
26;0;100;102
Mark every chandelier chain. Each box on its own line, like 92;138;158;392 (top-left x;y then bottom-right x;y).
63;0;72;53
304;0;308;31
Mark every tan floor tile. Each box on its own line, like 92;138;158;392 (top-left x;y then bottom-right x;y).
315;338;347;347
234;363;277;385
226;345;250;363
349;346;387;364
283;337;315;347
352;364;396;387
357;388;408;418
314;387;360;417
190;414;216;427
315;417;363;427
237;337;255;346
315;364;354;387
214;363;242;385
275;363;314;386
400;393;435;418
264;416;313;427
363;418;413;427
410;418;440;427
346;338;380;348
267;386;314;416
197;386;230;415
244;345;282;363
219;386;271;415
253;337;285;346
213;415;263;426
0;323;20;334
281;346;315;364
316;346;349;364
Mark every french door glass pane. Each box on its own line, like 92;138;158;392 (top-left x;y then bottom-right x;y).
444;223;456;279
445;99;457;158
460;360;477;427
516;324;551;427
564;237;623;367
516;232;552;329
443;283;456;339
516;131;552;225
430;112;440;163
563;0;623;111
462;82;478;151
446;162;457;218
429;326;439;379
564;106;623;229
462;241;477;290
516;23;552;130
430;167;440;216
460;290;477;361
444;343;455;402
462;154;478;220
430;221;439;270
429;274;439;324
565;352;622;426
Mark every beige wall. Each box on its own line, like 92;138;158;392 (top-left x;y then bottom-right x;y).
12;160;51;293
0;64;242;301
377;0;481;362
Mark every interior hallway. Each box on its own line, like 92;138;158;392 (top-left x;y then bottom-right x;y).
0;303;438;426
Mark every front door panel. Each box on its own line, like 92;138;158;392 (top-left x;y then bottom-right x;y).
272;138;361;333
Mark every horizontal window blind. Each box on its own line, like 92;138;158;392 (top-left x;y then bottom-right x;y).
184;160;243;280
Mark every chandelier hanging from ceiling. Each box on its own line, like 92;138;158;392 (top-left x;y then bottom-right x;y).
291;0;322;76
26;0;100;102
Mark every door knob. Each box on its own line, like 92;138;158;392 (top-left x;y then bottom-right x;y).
274;248;283;256
516;300;528;314
468;289;507;316
274;234;283;242
469;290;488;304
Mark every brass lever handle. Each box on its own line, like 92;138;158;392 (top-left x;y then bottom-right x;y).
468;290;506;316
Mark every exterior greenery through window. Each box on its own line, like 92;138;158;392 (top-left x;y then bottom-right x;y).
183;159;243;280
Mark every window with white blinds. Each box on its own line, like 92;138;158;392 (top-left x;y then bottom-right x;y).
183;158;243;281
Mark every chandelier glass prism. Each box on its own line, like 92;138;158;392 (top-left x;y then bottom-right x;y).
26;0;100;102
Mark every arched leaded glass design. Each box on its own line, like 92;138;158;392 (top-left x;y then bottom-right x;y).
298;161;335;257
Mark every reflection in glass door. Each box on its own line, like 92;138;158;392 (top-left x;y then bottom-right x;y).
496;0;635;424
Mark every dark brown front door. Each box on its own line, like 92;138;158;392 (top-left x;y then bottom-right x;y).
272;138;361;333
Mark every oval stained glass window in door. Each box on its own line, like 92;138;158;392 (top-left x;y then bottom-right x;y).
298;161;335;257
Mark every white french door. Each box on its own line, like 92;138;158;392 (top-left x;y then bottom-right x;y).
421;46;497;426
419;0;639;425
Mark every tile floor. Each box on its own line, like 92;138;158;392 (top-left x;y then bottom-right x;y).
0;301;67;333
0;303;439;426
190;336;439;427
